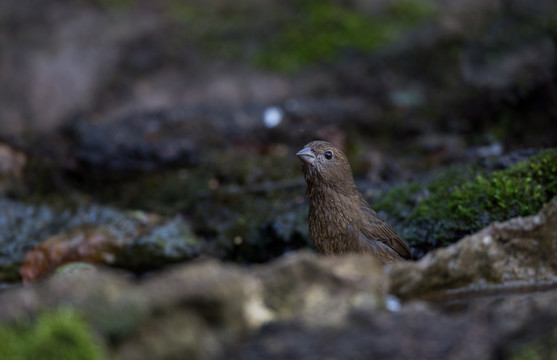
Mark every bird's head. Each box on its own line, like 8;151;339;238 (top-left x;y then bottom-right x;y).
296;140;355;193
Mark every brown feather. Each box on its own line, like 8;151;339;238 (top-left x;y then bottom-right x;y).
297;140;411;264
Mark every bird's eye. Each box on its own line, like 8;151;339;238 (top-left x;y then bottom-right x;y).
324;151;333;160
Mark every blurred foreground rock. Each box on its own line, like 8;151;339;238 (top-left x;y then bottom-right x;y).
1;198;557;359
0;252;387;360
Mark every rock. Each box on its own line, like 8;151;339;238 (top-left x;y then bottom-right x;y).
113;260;254;360
389;196;557;300
20;224;126;283
3;236;557;359
0;259;253;360
223;287;557;360
0;199;202;283
66;98;372;173
254;251;388;327
222;305;496;360
0;251;390;359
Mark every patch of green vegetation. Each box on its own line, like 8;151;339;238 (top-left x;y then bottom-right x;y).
0;308;105;360
506;324;557;360
255;0;437;72
94;0;136;10
164;1;262;59
375;149;557;256
161;0;436;72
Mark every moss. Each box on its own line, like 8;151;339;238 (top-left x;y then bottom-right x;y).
375;149;557;257
93;0;136;11
505;324;557;360
161;0;436;72
0;308;105;360
255;0;437;72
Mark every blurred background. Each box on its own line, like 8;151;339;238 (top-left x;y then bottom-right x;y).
1;0;557;280
1;1;557;359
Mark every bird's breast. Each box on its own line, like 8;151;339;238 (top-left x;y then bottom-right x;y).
308;192;362;255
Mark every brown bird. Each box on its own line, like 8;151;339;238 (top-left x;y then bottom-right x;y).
296;140;411;264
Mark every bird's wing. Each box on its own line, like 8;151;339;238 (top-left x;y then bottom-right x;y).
358;205;412;260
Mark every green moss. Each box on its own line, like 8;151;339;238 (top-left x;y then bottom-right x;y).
256;0;437;72
161;0;436;72
375;149;557;256
163;1;261;59
93;0;136;10
0;308;105;360
506;324;557;360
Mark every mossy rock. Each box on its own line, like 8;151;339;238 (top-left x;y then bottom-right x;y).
375;149;557;257
0;308;106;360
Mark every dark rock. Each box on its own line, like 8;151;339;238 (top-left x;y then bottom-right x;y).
65;98;375;174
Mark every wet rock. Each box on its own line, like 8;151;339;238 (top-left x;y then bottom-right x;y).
0;143;26;195
389;196;557;300
0;199;201;283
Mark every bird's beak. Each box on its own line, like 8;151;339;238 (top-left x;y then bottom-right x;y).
296;147;315;164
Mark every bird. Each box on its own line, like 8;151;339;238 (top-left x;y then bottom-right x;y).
296;140;411;264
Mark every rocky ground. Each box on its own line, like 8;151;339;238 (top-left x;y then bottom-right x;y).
1;0;557;359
